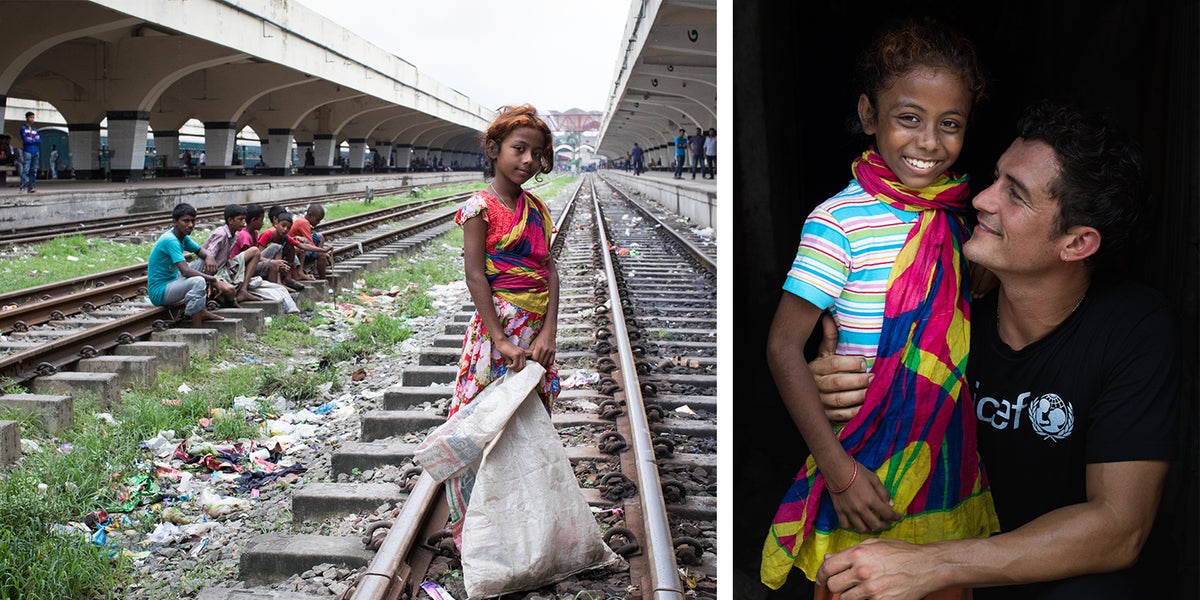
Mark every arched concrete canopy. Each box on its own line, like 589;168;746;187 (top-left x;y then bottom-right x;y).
596;0;717;161
1;0;495;180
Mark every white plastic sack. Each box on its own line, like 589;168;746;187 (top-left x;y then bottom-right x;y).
249;281;299;314
415;363;619;599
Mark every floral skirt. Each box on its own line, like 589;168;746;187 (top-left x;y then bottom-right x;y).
448;295;560;418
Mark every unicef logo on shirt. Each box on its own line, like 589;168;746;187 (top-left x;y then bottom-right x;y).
1027;393;1074;442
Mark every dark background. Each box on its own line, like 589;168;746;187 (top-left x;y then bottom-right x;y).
731;1;1198;598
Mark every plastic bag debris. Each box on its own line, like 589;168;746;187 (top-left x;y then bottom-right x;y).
421;581;458;600
560;370;601;389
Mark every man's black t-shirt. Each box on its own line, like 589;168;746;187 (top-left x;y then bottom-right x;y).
971;279;1180;599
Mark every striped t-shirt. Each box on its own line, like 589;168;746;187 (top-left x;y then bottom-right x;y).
783;180;917;368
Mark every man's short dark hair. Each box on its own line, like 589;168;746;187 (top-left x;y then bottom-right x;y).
1016;101;1146;265
223;203;247;223
172;203;197;220
24;112;33;119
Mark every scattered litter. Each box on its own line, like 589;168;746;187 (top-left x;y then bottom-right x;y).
177;383;192;394
675;405;698;417
421;581;458;600
198;488;252;518
67;255;79;261
561;370;601;389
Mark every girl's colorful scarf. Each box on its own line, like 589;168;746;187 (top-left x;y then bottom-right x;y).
487;189;553;314
762;148;997;587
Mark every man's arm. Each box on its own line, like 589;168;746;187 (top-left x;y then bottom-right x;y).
817;459;1169;600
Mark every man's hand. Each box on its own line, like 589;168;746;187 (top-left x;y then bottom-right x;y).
811;313;871;423
203;256;219;275
816;538;941;600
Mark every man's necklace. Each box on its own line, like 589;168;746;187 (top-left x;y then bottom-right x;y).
997;292;1085;327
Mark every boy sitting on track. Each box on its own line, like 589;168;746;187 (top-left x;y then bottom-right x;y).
233;203;292;287
288;203;333;281
148;203;233;327
196;203;264;304
256;208;321;292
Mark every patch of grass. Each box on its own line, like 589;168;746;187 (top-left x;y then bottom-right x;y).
343;228;464;319
0;235;151;294
322;181;484;221
255;363;339;403
324;314;412;363
258;313;322;350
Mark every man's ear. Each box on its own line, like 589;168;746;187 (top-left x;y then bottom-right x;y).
857;94;877;136
1060;225;1101;263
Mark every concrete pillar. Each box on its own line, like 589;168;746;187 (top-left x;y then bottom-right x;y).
347;138;368;174
265;128;293;176
412;146;428;171
68;122;103;180
375;141;392;170
394;144;412;171
311;134;338;174
106;110;150;183
201;121;238;179
295;141;313;174
153;130;180;175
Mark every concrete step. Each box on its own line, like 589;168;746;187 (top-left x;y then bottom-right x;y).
197;588;326;600
0;420;19;465
381;385;452;410
359;410;445;441
237;533;373;586
151;328;219;358
76;354;158;389
114;340;190;371
0;393;73;432
33;371;120;406
215;308;265;333
290;482;405;523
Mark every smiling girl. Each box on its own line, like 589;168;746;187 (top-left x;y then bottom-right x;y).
760;19;1000;596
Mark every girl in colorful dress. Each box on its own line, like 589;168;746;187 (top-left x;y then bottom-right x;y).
443;105;561;546
760;19;1000;598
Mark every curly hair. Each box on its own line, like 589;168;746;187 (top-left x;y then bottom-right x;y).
480;104;555;179
1016;101;1146;266
851;17;988;135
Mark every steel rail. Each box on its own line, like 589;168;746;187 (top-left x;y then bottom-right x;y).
0;306;174;383
591;178;686;600
0;264;148;309
0;277;148;336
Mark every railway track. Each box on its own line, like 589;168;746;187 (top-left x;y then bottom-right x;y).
0;187;526;383
194;173;717;599
0;175;475;248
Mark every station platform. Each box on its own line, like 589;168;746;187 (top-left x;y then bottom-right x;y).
597;168;718;231
0;170;480;232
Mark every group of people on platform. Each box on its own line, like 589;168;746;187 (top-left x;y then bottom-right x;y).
147;201;333;327
623;127;715;178
1;111;61;191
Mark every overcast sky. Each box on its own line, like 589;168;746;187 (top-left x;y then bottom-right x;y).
294;0;632;114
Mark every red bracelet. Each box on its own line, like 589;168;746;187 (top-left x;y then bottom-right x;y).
827;462;859;494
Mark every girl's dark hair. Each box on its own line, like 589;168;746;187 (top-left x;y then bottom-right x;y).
851;18;988;135
1016;101;1146;266
480;104;555;179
